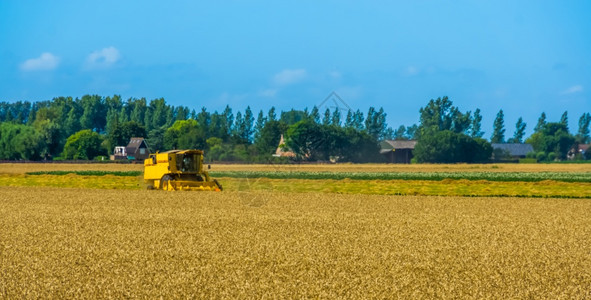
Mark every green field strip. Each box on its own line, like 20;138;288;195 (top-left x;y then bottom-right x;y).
210;171;591;183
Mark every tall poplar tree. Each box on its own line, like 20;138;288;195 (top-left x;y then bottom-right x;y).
491;109;505;143
534;112;546;132
471;108;483;138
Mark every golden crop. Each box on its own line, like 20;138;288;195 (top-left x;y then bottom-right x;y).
1;162;589;175
1;186;590;298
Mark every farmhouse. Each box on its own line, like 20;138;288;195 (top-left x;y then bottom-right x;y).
380;140;417;164
491;143;534;160
126;137;151;161
568;144;590;160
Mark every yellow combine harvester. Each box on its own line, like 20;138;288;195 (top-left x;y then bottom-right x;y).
144;149;222;191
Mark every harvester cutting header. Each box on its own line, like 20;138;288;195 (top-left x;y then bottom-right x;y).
144;149;222;191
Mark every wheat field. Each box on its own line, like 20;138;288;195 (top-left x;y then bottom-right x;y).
1;162;590;175
1;186;590;298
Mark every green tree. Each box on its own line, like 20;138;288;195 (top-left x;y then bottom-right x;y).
164;119;206;150
222;105;234;138
526;122;575;161
406;124;418;140
394;125;407;140
309;106;320;124
254;110;267;142
149;98;170;130
230;108;255;144
345;110;354;128
322;108;331;126
255;120;288;156
352;109;365;131
280;109;307;125
560;111;569;131
414;130;492;163
79;95;106;132
471;108;483;138
146;127;166;152
491;109;505;143
205;137;227;162
267;107;277;122
62;129;105;160
418;96;470;134
33;119;62;158
0;123;46;160
285;119;324;160
107;121;146;152
365;107;387;139
576;112;590;144
508;117;526;143
331;107;341;126
534;112;546;132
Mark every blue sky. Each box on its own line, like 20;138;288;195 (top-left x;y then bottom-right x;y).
1;1;589;137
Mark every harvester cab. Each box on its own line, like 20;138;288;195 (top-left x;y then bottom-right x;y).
144;149;222;191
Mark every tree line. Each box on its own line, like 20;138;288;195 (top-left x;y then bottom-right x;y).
0;95;589;162
412;96;590;162
0;95;388;162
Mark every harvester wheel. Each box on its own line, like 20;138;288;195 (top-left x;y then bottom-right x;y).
160;175;174;191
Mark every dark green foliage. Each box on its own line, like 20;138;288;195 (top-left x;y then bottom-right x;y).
308;106;320;124
255;120;288;156
534;112;546;133
416;97;490;163
146;127;166;152
526;122;576;161
560;111;569;131
322;108;331;126
164;120;206;150
491;109;505;143
0;123;46;160
406;124;418;140
394;125;407;140
471;108;483;138
267;107;277;122
280;109;307;125
285;119;382;162
365;107;388;139
419;96;471;135
62;129;106;160
107;121;146;152
576;113;590;144
508;117;526;143
331;107;341;127
414;130;492;163
254;110;267;141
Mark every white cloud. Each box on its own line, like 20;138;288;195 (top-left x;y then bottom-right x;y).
273;69;307;85
85;46;121;69
20;53;60;71
258;89;278;97
562;85;583;95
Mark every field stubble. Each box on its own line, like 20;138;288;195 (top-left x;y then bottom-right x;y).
1;187;590;298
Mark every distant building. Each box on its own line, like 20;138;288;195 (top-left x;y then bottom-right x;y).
568;144;590;160
272;134;296;158
126;137;151;161
491;143;534;160
110;146;128;161
380;140;417;163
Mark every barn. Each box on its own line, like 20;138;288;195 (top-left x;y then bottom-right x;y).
379;140;417;164
125;137;151;161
